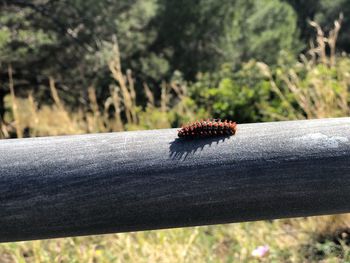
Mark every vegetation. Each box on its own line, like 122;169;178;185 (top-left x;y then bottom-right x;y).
1;0;350;262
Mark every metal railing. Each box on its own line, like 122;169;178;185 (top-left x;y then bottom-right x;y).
0;118;350;242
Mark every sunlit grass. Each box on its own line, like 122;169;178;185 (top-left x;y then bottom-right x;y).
1;217;350;262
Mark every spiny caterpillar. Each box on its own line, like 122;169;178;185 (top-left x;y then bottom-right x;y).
178;119;237;138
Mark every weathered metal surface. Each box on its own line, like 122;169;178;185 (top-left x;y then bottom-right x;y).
0;118;350;242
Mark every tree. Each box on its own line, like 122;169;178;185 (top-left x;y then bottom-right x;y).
152;0;300;80
220;0;301;67
0;0;161;104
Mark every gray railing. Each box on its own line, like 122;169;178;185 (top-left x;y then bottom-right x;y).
0;118;350;242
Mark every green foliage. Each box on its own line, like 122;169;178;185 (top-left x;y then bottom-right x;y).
265;56;350;120
189;62;271;123
189;41;350;123
221;0;301;66
1;0;349;125
153;0;301;79
0;9;56;81
125;107;171;131
0;0;161;97
153;0;235;79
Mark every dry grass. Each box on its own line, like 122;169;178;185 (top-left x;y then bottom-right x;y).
1;41;195;138
258;15;350;120
108;40;137;125
1;217;349;263
8;65;23;138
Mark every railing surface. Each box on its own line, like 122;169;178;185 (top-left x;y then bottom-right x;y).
0;118;350;242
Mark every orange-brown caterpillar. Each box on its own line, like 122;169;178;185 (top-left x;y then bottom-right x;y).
178;119;237;138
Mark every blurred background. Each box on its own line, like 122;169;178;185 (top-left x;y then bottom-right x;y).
1;0;350;262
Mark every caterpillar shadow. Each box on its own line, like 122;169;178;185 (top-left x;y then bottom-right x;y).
169;135;230;161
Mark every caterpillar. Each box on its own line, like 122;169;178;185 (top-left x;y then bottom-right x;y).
178;119;237;138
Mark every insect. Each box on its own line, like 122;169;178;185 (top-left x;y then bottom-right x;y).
178;119;237;138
